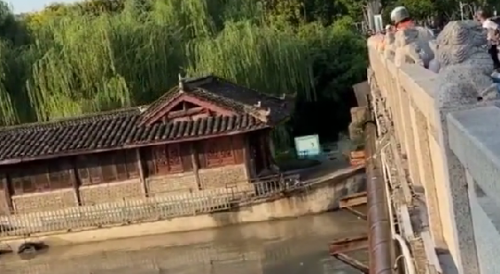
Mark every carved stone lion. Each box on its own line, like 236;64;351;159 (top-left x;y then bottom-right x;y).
434;21;498;107
394;26;435;67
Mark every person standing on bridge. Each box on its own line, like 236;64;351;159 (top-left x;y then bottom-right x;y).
475;8;500;70
390;6;435;68
390;6;434;41
390;6;414;30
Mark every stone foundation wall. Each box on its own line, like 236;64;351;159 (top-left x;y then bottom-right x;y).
79;179;143;206
12;189;78;213
199;164;248;189
7;165;249;213
0;167;365;246
147;173;198;196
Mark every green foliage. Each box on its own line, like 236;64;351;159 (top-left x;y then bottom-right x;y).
0;0;368;148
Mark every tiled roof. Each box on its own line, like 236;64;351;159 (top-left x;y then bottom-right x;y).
141;75;294;124
0;75;293;163
0;113;265;163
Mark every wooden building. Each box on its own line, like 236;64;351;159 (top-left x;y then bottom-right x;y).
0;75;294;214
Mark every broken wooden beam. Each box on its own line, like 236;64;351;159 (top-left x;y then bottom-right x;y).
333;253;369;273
339;191;367;208
340;191;368;219
329;234;368;254
343;207;367;220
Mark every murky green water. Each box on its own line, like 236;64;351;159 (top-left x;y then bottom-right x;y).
0;210;367;274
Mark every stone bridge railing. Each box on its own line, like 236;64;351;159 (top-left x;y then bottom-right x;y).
367;21;500;274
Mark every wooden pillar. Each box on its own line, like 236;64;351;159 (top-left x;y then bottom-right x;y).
136;148;148;197
71;158;82;206
242;135;254;180
3;175;13;213
264;131;276;166
190;143;202;190
259;132;268;170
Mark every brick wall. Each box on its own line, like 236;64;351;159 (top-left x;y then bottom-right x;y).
12;188;78;213
199;164;248;189
147;172;198;196
9;165;250;213
79;179;144;206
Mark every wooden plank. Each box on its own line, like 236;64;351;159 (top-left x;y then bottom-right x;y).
340;191;367;208
333;253;369;273
329;234;368;254
343;207;367;220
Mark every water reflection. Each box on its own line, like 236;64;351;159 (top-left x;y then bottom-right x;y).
0;210;367;274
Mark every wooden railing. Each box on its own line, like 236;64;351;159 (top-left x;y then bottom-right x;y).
0;174;303;237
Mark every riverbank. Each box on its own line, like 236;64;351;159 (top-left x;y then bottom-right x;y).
0;211;368;274
1;166;365;249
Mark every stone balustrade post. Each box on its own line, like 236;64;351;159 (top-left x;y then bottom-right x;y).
432;20;499;274
366;20;500;274
448;106;500;274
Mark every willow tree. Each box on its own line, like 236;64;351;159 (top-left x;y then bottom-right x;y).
0;0;367;147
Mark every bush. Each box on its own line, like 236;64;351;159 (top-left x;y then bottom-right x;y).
278;158;321;171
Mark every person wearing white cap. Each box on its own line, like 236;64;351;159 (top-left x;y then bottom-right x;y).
390;6;435;68
390;6;413;30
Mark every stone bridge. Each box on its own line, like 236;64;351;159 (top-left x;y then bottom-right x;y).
364;21;500;274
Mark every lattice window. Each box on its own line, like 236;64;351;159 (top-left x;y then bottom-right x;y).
11;170;36;195
152;144;183;174
77;150;140;185
125;150;139;178
167;144;183;172
78;156;91;185
153;146;169;174
10;162;71;194
204;137;235;168
47;160;73;190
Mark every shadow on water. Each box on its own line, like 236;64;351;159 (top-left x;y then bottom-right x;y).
326;174;366;210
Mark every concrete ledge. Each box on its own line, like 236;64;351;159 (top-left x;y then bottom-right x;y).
469;189;500;274
447;106;500;199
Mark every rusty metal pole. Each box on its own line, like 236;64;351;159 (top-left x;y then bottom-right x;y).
365;122;393;274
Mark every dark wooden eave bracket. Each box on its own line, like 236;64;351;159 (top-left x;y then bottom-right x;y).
140;92;237;126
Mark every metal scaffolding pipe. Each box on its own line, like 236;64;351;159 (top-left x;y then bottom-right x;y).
365;122;393;274
382;151;416;274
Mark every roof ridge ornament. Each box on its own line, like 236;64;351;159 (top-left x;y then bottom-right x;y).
178;73;184;93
